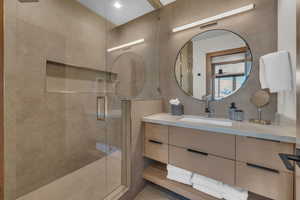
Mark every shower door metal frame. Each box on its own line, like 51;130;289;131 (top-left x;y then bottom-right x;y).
103;100;131;200
0;0;4;198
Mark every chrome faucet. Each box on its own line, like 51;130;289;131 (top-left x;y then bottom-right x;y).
202;95;215;118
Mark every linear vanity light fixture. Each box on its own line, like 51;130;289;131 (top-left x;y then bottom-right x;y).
107;39;145;52
172;4;255;33
18;0;39;2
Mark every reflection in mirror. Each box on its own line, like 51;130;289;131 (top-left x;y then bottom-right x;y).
175;30;252;101
111;52;145;97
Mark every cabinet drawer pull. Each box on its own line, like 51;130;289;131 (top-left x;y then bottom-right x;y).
148;140;163;145
187;149;208;156
246;163;280;174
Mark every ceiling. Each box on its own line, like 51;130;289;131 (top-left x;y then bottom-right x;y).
77;0;176;26
160;0;176;6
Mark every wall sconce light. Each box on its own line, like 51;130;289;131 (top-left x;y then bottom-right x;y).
107;39;145;52
172;4;255;33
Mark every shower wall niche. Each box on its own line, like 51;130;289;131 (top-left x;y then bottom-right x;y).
46;60;117;94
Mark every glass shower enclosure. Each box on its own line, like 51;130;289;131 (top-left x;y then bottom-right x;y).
5;0;131;199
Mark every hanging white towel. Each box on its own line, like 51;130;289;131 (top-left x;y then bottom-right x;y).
222;184;248;200
259;51;293;93
193;184;223;199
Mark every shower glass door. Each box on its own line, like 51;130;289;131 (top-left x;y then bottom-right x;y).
12;0;125;199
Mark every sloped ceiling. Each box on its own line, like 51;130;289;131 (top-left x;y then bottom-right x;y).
77;0;176;26
160;0;176;6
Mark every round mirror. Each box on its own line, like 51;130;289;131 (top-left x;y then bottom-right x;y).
250;90;270;108
175;29;252;101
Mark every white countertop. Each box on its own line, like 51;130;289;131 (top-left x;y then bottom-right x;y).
142;113;297;144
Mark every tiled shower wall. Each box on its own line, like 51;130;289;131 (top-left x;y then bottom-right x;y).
5;0;111;198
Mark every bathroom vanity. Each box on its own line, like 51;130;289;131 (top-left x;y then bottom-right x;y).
142;113;296;200
139;18;297;200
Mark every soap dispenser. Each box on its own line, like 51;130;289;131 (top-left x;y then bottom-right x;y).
228;102;237;120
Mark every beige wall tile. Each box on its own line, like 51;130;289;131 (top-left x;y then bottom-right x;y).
108;11;161;99
4;7;18;200
6;0;110;198
158;0;277;120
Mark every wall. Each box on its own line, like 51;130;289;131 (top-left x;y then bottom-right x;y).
108;1;278;199
159;0;278;120
277;0;297;120
107;11;161;99
107;0;278;120
4;0;115;199
120;99;162;200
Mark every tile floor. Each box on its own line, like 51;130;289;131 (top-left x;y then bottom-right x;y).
135;184;270;200
135;184;187;200
17;151;122;200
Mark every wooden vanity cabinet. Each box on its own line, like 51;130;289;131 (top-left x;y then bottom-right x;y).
168;126;236;185
169;127;235;159
236;136;294;173
236;161;293;200
169;145;235;185
144;139;169;163
144;123;169;163
236;136;294;200
144;123;169;143
143;122;295;200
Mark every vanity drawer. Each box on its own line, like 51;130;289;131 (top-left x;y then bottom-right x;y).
144;138;168;163
145;123;169;143
169;145;235;185
236;136;294;173
169;127;235;159
236;161;293;200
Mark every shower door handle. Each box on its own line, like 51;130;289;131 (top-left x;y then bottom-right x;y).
97;96;107;121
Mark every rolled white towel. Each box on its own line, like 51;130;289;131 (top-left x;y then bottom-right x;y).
167;174;192;185
167;171;192;180
193;184;223;199
167;165;193;177
191;174;223;188
222;184;248;200
191;174;224;199
166;165;193;185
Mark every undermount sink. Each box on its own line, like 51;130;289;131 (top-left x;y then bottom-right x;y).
179;116;233;127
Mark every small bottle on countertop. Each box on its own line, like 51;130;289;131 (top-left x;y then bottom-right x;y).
228;102;237;120
234;110;244;121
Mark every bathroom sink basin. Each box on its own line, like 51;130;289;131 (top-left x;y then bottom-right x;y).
179;116;233;127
